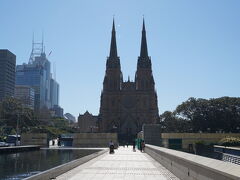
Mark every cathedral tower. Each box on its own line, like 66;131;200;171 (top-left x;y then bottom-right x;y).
100;19;123;132
135;19;155;91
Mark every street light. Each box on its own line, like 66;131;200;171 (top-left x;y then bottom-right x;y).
15;109;22;146
16;112;20;146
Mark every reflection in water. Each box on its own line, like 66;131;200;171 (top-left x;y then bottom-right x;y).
0;149;98;180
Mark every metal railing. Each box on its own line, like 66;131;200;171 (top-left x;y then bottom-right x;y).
222;153;240;165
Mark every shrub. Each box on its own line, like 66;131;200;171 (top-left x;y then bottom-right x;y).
218;137;240;147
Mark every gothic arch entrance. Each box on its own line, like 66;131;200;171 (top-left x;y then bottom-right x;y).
118;115;137;144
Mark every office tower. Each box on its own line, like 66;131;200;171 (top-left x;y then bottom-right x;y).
50;78;59;108
16;39;52;110
0;50;16;101
15;85;35;109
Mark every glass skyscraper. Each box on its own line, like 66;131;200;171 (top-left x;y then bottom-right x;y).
16;52;52;110
15;85;35;110
50;77;59;107
16;38;60;111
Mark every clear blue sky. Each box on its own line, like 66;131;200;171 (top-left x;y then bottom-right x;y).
1;0;240;118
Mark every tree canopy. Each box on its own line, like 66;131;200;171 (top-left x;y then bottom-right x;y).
160;97;240;133
0;97;76;139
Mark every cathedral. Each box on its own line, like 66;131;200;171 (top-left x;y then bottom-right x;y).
99;19;159;141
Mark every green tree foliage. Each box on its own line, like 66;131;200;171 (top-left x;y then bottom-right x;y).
218;137;240;147
160;97;240;133
0;97;37;136
159;111;191;132
0;97;77;139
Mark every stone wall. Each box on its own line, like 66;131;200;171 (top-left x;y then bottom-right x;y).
161;133;240;150
143;124;161;146
145;144;240;180
73;133;117;147
21;133;48;147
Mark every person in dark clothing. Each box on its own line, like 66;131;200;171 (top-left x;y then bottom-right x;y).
109;140;114;154
141;140;145;152
57;136;61;146
133;140;136;152
139;140;142;152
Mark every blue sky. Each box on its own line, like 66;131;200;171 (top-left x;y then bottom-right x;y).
1;0;240;118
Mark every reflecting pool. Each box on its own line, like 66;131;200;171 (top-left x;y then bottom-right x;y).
0;149;99;180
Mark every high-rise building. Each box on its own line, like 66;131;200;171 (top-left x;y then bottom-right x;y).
15;85;35;109
51;105;63;118
50;78;59;108
16;39;55;110
99;20;159;141
0;50;16;101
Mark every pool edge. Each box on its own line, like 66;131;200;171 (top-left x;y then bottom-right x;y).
24;149;108;180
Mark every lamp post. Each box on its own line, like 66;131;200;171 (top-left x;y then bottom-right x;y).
16;112;20;146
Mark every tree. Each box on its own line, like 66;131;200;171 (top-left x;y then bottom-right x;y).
159;111;191;133
0;97;37;135
174;97;240;133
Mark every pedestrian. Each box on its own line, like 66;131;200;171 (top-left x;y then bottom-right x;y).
109;140;114;154
133;140;136;152
57;137;61;146
139;140;142;152
141;140;145;152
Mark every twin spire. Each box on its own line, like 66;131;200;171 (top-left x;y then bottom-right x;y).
109;19;148;59
140;19;148;58
109;19;118;58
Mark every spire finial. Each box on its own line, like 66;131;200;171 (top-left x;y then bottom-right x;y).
142;16;146;32
140;18;148;58
109;18;118;58
112;17;115;32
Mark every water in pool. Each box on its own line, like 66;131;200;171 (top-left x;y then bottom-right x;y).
0;149;99;180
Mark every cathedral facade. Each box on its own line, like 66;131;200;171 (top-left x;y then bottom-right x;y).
99;20;159;140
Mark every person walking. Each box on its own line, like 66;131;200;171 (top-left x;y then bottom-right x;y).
133;139;136;152
109;140;114;154
139;139;142;152
141;140;145;152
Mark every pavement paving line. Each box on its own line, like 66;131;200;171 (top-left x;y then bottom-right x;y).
56;147;179;180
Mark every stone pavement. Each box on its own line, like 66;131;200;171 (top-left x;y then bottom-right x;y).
56;146;179;180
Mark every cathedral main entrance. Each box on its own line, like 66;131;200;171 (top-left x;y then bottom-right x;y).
118;131;136;145
118;117;137;145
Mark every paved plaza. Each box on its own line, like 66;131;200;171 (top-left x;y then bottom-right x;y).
56;146;179;180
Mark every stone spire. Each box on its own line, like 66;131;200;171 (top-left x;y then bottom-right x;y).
140;18;148;58
109;19;118;58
